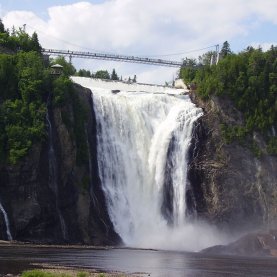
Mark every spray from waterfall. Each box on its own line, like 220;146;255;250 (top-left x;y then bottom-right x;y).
72;77;229;251
0;201;12;241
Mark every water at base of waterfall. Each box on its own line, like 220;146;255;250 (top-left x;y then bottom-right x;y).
72;77;228;251
1;246;277;277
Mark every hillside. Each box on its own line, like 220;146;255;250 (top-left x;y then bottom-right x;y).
182;44;277;231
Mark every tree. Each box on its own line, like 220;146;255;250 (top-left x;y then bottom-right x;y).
198;51;216;65
111;69;119;80
30;32;42;53
77;69;92;77
220;41;232;58
0;19;5;33
182;57;197;66
133;75;137;83
51;56;76;76
95;70;110;79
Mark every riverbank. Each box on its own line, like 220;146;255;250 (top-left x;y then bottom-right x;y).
1;240;277;277
0;242;146;277
0;260;145;277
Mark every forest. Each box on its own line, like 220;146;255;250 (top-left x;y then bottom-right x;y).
0;20;77;165
0;19;125;165
180;42;277;155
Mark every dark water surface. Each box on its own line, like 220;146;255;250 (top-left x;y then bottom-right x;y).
0;246;277;277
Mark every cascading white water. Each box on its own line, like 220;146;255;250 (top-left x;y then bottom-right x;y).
0;201;12;241
72;77;227;251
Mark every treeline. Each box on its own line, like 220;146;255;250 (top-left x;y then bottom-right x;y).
0;20;75;164
0;20;41;53
76;68;137;83
0;19;129;165
180;42;277;155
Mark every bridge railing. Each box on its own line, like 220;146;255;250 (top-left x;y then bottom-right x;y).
42;48;185;67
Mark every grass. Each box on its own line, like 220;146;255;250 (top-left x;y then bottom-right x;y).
21;270;106;277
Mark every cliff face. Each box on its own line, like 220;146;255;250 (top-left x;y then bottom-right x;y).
0;84;120;245
187;92;277;232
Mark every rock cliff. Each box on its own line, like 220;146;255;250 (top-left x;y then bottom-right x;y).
1;83;276;244
0;84;120;245
187;92;277;233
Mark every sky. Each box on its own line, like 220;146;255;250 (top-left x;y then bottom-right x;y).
1;0;277;84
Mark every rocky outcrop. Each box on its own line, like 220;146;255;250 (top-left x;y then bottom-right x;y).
187;92;277;233
0;84;121;245
202;229;277;257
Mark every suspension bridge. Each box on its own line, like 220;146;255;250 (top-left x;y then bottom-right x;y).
42;47;219;68
42;48;185;67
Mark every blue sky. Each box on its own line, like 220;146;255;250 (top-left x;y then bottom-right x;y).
1;0;276;84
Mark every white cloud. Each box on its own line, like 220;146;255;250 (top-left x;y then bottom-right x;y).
2;0;277;83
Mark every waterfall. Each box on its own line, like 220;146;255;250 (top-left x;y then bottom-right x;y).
0;201;12;241
46;100;68;241
72;77;225;251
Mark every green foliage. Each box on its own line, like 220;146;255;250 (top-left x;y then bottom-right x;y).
53;75;74;106
111;68;119;80
0;51;49;164
198;51;216;66
220;124;249;144
220;41;232;58
50;56;76;76
21;270;71;277
2;99;46;163
95;70;110;80
77;272;88;277
181;45;277;155
0;20;42;53
0;54;18;100
77;69;93;77
0;23;91;166
0;19;5;33
30;32;42;53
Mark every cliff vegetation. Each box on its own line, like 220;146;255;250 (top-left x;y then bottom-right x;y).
180;42;277;156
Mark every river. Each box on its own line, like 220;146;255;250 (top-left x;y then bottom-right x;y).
0;245;277;277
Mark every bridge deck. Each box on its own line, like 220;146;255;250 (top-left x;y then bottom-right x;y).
42;48;184;67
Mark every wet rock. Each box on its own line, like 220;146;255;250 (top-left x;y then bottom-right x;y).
201;229;277;257
0;84;120;245
187;93;277;231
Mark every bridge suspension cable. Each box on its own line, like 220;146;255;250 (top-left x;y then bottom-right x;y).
42;48;185;68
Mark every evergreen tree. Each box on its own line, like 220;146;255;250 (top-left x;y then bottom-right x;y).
111;68;119;80
0;19;5;33
133;75;137;83
31;32;42;53
220;41;232;58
